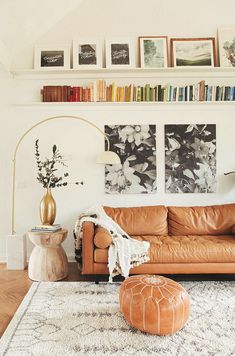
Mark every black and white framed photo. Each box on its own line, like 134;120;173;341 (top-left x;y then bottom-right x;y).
171;38;216;67
106;39;135;68
165;124;216;193
218;27;235;67
34;45;70;70
105;125;157;194
139;36;169;68
73;40;102;69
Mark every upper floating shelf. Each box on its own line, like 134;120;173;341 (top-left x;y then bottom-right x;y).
11;67;235;80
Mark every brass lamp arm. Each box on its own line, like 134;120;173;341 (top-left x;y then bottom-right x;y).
11;115;110;235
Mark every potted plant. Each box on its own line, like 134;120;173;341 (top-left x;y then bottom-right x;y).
35;139;82;225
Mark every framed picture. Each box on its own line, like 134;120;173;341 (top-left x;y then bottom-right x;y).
218;27;235;67
105;125;157;194
34;45;70;70
73;40;102;69
171;38;216;67
139;36;169;68
106;39;135;68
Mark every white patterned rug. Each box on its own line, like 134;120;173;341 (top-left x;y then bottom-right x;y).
0;281;235;356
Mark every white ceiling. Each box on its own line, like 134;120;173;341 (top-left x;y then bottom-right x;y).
0;0;83;69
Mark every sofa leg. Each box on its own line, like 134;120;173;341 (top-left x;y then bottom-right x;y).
94;277;99;285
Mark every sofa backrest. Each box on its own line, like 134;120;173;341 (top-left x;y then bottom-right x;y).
168;204;235;235
103;205;168;236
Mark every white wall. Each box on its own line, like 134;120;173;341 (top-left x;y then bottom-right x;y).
1;0;235;262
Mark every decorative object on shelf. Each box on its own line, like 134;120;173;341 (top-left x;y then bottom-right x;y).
139;36;169;68
170;38;216;67
105;124;157;194
10;115;120;238
218;27;235;67
73;40;102;69
35;139;81;224
34;44;70;69
105;39;135;68
165;124;216;193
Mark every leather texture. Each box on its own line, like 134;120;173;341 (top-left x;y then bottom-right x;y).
168;204;235;236
91;262;235;275
232;225;235;234
94;234;235;263
94;227;112;249
80;204;235;275
103;205;168;235
82;222;95;274
119;275;190;335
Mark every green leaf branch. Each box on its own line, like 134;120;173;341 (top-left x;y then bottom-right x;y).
35;139;83;189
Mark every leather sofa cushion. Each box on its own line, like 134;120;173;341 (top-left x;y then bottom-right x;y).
94;234;235;264
103;205;168;236
94;227;112;249
168;204;235;236
232;225;235;234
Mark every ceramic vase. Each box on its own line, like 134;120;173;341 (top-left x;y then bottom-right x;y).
40;188;56;225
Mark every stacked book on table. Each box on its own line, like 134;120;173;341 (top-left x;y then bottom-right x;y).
31;224;61;233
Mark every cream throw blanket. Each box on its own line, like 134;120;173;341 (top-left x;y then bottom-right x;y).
74;206;150;282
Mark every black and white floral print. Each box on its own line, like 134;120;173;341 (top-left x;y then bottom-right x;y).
165;124;216;193
105;125;157;194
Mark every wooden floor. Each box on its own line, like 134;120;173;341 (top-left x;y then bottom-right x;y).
0;263;234;337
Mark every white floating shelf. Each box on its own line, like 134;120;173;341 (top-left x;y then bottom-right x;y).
11;67;235;80
12;101;235;107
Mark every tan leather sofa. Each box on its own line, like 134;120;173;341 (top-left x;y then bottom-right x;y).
80;204;235;276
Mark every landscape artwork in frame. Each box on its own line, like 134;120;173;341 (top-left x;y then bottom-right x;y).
218;28;235;67
139;36;168;68
171;38;216;67
106;40;135;68
73;40;102;69
105;125;157;194
165;124;216;193
34;45;70;70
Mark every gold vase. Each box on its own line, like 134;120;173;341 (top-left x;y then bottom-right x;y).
40;188;56;225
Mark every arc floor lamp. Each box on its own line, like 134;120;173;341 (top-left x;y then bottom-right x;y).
7;115;120;269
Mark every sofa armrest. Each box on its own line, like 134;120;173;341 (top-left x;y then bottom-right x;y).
232;225;235;234
82;221;95;274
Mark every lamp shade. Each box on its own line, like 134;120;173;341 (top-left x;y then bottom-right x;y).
96;150;121;164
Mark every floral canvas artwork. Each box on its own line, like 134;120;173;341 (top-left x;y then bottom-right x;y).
165;124;216;193
105;125;157;194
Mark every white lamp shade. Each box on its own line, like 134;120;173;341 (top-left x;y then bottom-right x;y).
96;150;121;164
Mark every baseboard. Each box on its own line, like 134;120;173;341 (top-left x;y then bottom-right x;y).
0;254;6;263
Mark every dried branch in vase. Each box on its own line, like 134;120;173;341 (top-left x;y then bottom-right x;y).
35;139;83;188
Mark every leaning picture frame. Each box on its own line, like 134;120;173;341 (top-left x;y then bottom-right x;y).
139;36;169;68
218;27;235;67
105;39;135;68
171;38;217;68
34;45;70;70
73;40;102;69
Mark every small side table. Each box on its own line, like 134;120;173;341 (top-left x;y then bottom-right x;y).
28;229;68;281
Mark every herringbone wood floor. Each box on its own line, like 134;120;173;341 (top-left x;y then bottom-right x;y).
0;263;234;337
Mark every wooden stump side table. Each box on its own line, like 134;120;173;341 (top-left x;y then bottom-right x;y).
28;229;68;281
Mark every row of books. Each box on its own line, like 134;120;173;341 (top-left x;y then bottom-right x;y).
41;80;235;103
31;224;61;232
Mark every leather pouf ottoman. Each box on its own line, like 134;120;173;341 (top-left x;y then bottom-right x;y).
119;275;190;335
